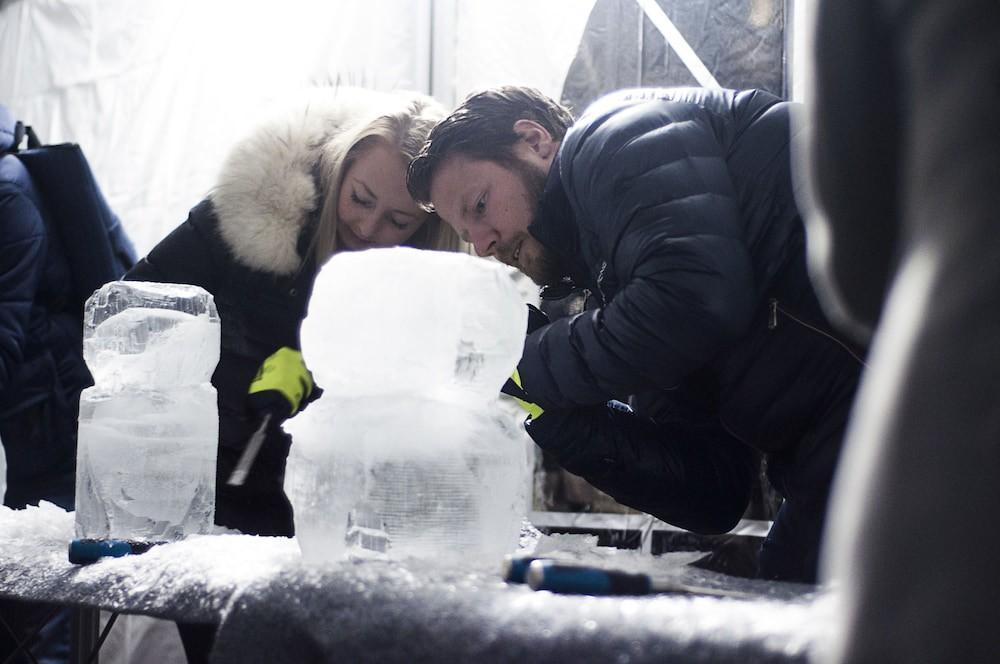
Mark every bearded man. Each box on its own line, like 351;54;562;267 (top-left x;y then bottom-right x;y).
407;86;864;583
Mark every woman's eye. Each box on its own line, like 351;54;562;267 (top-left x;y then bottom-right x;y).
351;191;374;208
475;195;486;216
390;217;410;231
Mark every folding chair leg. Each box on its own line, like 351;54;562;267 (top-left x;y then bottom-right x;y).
85;613;118;664
1;604;61;664
71;608;100;664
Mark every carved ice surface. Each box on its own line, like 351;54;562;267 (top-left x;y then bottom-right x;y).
286;248;532;564
84;281;220;391
288;398;531;562
75;281;220;541
299;248;528;401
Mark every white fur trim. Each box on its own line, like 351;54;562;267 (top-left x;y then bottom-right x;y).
210;88;404;275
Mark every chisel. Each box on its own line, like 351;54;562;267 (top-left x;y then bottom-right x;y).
68;538;165;565
524;559;757;599
501;554;548;584
226;412;272;486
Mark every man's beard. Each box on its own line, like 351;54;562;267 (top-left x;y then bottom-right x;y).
499;158;568;286
517;239;566;286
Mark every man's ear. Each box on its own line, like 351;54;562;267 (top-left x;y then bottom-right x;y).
513;119;557;161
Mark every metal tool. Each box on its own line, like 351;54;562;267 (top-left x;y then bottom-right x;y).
501;555;548;584
68;538;164;565
226;412;272;486
523;559;757;599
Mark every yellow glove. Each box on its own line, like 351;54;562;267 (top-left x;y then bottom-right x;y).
502;368;544;421
248;347;317;418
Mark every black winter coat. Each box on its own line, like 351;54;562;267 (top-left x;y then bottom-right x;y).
520;88;864;533
0;146;134;508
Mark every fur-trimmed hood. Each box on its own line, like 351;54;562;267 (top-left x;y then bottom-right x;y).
209;87;411;276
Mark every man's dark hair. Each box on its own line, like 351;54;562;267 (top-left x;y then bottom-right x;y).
407;86;574;209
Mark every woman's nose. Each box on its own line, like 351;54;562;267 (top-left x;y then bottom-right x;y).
356;212;380;240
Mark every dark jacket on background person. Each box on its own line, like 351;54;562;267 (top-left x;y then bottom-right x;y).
518;88;865;582
0;108;135;509
0;156;83;509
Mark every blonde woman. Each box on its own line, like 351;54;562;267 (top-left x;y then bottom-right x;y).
125;88;460;539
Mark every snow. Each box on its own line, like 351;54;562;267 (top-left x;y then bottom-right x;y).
0;502;296;622
0;503;833;663
212;539;831;664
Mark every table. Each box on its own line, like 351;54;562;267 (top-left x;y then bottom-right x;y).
1;503;834;663
0;502;297;662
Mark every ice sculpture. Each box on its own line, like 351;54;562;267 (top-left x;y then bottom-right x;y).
286;248;532;564
75;281;220;541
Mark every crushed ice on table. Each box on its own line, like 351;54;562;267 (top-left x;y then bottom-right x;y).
0;502;299;620
209;529;832;664
1;502;834;663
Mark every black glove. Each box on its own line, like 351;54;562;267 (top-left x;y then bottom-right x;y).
502;370;544;420
500;304;551;421
526;303;550;334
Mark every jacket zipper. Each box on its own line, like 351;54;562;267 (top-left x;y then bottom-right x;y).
768;298;868;367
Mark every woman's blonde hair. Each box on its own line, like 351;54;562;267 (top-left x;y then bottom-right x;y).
312;93;466;264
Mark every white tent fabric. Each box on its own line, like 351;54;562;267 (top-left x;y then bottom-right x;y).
0;0;594;255
445;1;595;105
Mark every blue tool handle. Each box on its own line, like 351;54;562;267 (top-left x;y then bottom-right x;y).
501;555;550;584
68;539;162;565
525;560;652;596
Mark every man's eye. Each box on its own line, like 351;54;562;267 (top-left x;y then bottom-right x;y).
475;195;486;215
351;191;374;208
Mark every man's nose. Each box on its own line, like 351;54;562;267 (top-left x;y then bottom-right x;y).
468;225;498;257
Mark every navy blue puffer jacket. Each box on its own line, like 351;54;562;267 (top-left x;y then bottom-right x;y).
520;88;864;531
0;125;135;507
0;155;88;417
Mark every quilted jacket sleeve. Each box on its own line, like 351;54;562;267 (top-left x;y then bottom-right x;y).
528;401;756;534
520;99;756;409
0;180;45;389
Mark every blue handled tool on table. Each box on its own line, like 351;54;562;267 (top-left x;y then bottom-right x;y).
501;554;544;584
68;538;165;565
503;556;755;599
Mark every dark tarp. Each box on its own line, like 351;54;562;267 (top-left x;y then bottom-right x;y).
561;0;787;115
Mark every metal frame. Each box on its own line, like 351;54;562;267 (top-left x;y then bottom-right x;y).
1;607;116;664
633;0;722;88
530;511;772;553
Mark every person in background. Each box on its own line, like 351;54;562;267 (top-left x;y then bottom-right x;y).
1;103;135;664
800;0;1000;661
408;85;864;584
0;124;81;511
125;87;460;663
